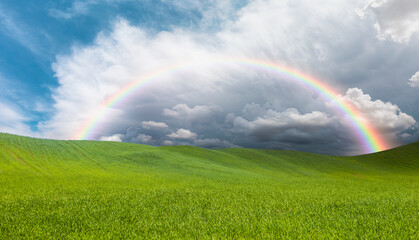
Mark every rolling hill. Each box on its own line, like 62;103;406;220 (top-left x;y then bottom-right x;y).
0;133;418;239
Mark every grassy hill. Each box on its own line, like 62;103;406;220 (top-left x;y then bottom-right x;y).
0;133;418;239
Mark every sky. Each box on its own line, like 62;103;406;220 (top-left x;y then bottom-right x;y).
1;0;418;155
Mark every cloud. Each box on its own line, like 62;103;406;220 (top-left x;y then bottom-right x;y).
0;101;39;137
162;104;222;124
339;88;415;134
357;0;419;43
99;133;123;142
167;128;197;140
226;87;417;153
135;133;152;143
168;0;239;29
240;103;267;121
408;71;419;87
162;140;173;146
231;108;336;143
0;5;47;56
40;0;418;154
141;121;168;129
398;123;419;142
49;0;98;19
0;102;27;123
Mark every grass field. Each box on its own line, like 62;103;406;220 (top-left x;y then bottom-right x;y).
0;133;418;239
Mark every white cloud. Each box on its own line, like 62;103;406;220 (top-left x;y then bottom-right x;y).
167;128;197;140
0;102;37;137
408;71;419;87
340;88;416;133
0;102;27;123
231;108;335;142
41;19;215;139
141;121;168;129
99;133;123;142
49;0;97;19
357;0;419;43
162;140;174;146
0;5;46;55
229;87;417;150
162;104;222;124
135;133;152;143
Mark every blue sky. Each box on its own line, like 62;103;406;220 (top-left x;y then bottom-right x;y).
0;0;208;109
0;0;208;128
1;0;419;155
0;0;246;128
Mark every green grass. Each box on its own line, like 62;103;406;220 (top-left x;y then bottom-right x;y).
0;133;418;239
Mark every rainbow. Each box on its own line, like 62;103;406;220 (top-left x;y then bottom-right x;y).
72;58;388;153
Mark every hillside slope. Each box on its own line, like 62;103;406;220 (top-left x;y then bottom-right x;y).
1;132;418;177
0;133;418;239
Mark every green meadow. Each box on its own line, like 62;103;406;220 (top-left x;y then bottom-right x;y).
0;133;418;239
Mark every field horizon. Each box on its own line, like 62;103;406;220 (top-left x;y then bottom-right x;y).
2;132;418;156
1;132;418;239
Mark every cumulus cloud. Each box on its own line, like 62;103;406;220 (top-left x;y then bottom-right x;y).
167;128;198;140
340;88;415;133
231;108;336;143
162;104;222;124
398;123;419;142
408;71;419;87
357;0;419;43
240;103;267;121
40;18;220;139
135;133;152;143
141;121;168;129
99;133;123;142
162;140;174;146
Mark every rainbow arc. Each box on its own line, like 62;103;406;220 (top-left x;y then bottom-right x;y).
72;58;388;153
